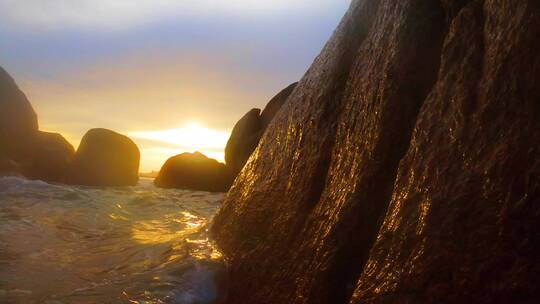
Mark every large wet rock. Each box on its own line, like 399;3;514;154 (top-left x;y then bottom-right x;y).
0;66;38;163
225;83;297;175
155;152;232;192
352;2;540;303
211;1;540;303
65;128;140;186
26;131;75;182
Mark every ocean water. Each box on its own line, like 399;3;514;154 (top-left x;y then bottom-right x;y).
0;176;226;304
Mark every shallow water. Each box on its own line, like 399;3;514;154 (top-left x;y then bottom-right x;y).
0;176;225;304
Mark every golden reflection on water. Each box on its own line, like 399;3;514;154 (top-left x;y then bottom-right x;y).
186;238;224;260
131;211;206;245
109;213;129;221
0;177;226;303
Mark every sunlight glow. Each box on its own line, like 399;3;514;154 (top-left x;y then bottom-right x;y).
129;122;229;151
128;122;230;171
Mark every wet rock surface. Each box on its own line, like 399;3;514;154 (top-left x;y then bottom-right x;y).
211;0;540;303
65;128;140;186
352;1;540;303
155;152;232;192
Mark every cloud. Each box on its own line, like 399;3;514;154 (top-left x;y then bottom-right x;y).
0;0;343;31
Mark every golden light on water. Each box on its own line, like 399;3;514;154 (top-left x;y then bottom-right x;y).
126;210;224;260
130;211;206;245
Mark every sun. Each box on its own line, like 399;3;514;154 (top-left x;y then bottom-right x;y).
127;121;230;169
129;122;229;149
178;122;229;150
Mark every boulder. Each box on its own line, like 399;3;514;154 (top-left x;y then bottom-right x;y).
26;131;75;182
352;2;540;303
211;1;540;304
160;82;297;192
224;109;263;175
225;83;297;175
65;128;140;186
0;66;38;162
0;67;75;182
260;82;298;128
155;152;232;192
0;157;22;177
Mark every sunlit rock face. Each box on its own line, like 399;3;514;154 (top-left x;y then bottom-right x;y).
225;83;297;175
211;0;540;303
0;66;38;164
66;128;140;186
155;151;233;192
352;1;540;303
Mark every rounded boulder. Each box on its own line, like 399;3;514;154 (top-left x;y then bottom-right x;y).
155;152;232;192
65;128;140;186
26;131;75;182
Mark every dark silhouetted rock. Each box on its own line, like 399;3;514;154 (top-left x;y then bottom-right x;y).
260;82;298;128
160;83;297;192
225;83;297;176
0;157;22;177
155;152;232;192
211;1;540;304
224;109;262;175
65;128;140;186
0;67;75;182
26;131;75;182
0;66;38;162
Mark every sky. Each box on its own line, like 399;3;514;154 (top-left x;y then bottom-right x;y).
0;0;349;172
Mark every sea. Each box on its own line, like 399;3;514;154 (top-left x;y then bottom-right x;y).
0;176;226;304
